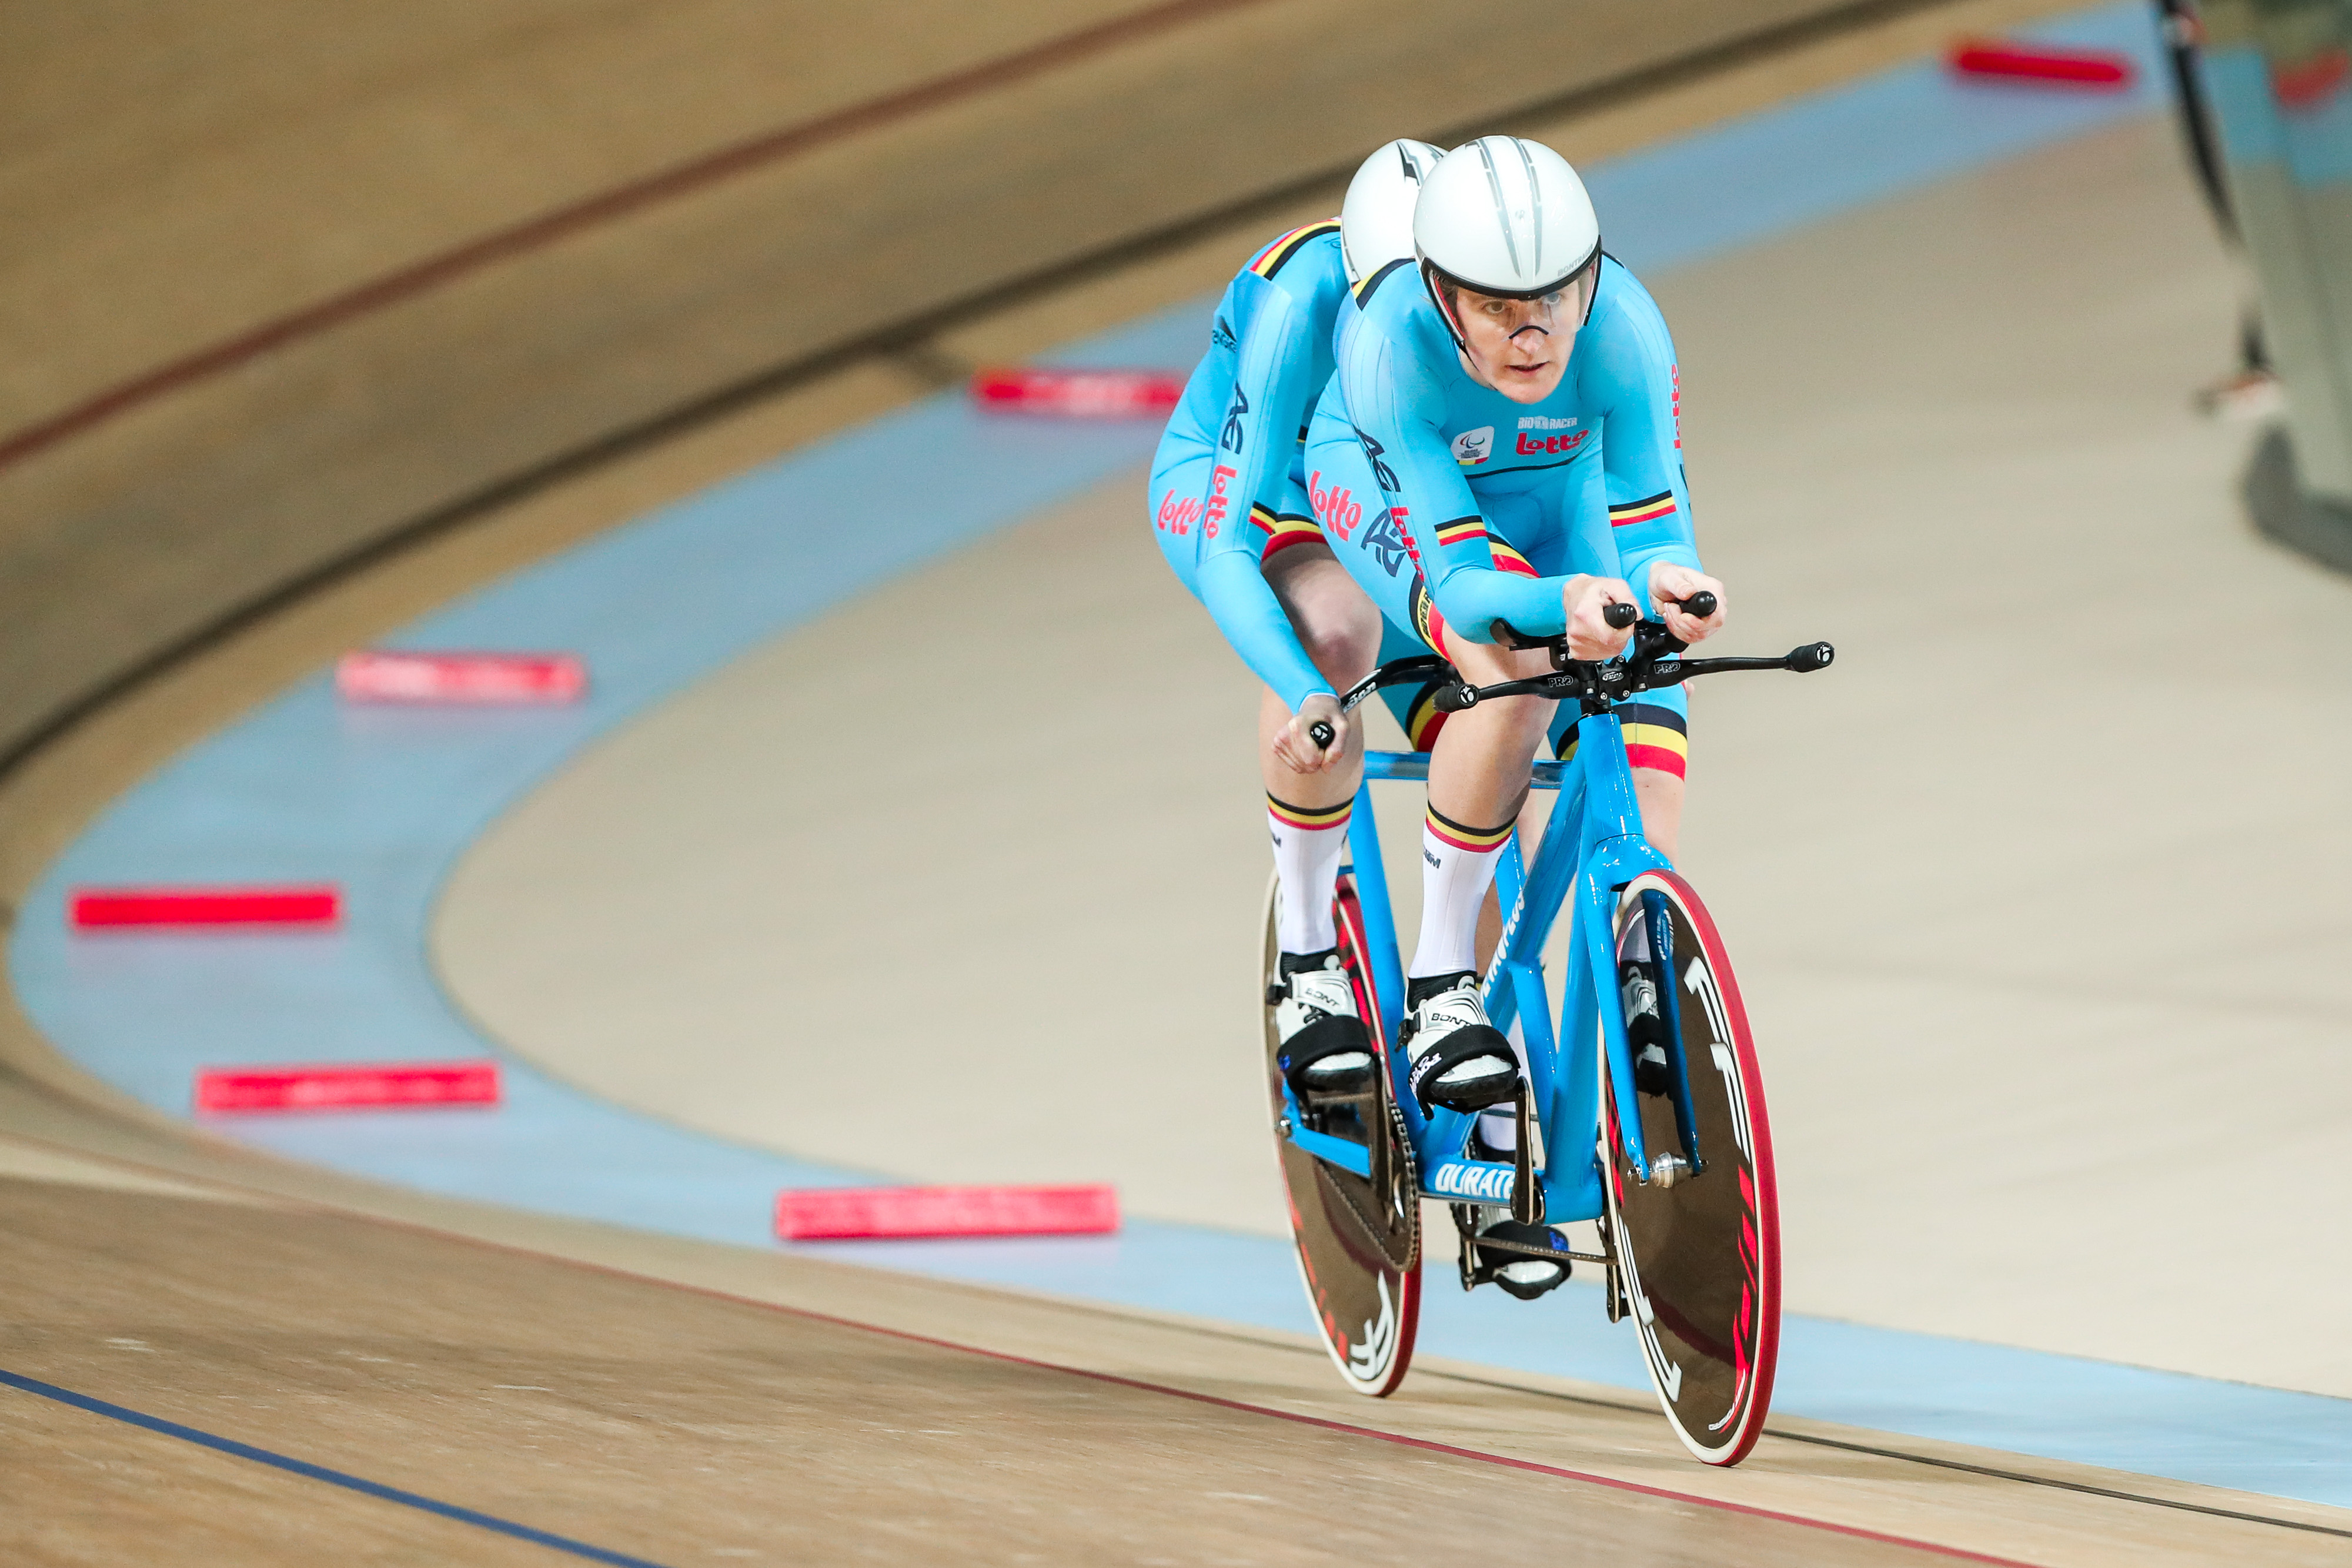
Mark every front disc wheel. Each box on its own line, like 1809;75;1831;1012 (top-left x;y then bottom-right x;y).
1600;868;1781;1465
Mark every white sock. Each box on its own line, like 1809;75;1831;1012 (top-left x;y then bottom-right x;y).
1476;1110;1517;1152
1268;793;1352;954
1408;804;1512;979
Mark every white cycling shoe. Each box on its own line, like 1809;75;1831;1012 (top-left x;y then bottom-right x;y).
1401;973;1521;1114
1271;950;1374;1095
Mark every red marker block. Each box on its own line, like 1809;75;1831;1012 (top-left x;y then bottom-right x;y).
336;651;587;704
969;367;1182;419
70;885;341;930
776;1183;1120;1241
1949;39;2134;88
196;1059;501;1114
2273;49;2350;111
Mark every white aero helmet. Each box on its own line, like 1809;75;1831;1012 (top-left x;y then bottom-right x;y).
1414;136;1602;346
1339;138;1444;285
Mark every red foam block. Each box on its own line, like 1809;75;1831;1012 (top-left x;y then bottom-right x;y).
777;1183;1120;1241
196;1059;502;1114
1949;39;2134;88
969;367;1182;419
71;885;341;930
2273;49;2351;110
337;650;587;704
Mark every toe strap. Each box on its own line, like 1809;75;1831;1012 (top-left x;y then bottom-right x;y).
1278;1014;1374;1089
1406;1023;1519;1112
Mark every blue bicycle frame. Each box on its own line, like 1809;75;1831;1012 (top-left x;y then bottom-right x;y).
1278;708;1675;1225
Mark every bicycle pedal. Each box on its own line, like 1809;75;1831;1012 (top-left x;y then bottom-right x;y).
1462;1218;1575;1300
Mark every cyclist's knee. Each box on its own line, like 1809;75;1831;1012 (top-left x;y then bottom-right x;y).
1298;609;1381;687
1269;549;1382;684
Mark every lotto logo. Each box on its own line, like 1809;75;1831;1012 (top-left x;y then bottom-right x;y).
1310;470;1362;539
1515;429;1588;457
1202;464;1239;536
1156;490;1202;536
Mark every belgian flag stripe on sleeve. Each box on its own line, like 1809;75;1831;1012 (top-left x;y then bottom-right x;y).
1352;256;1411;304
1609;490;1677;529
1249;220;1341;280
1434;517;1486;547
1488;540;1536;577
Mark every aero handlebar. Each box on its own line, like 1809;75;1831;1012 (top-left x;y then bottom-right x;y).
1307;590;1797;751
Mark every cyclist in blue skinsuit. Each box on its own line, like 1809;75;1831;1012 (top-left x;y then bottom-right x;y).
1307;139;1729;1247
1150;141;1441;1101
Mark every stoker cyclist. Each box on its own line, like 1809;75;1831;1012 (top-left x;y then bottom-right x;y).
1149;139;1444;1109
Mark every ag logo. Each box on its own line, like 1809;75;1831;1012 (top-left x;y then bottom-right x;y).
1451;426;1494;466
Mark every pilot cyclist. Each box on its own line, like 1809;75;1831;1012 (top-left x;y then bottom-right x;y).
1305;135;1729;1293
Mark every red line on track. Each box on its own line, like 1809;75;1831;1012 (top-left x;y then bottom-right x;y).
0;0;1275;475
801;1316;2051;1566
0;1127;2041;1562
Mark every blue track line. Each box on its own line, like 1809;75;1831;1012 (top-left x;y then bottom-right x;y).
0;1368;676;1567
21;0;2352;1514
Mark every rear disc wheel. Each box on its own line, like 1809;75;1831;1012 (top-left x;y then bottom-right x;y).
1262;870;1420;1397
1600;868;1780;1465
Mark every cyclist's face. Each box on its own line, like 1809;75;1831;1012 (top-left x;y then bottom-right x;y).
1454;283;1577;403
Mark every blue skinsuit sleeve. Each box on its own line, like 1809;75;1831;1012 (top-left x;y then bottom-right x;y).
1583;302;1702;610
1342;327;1567;642
1189;286;1334;711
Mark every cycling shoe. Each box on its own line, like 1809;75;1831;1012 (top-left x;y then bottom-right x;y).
1401;973;1519;1114
1271;949;1373;1095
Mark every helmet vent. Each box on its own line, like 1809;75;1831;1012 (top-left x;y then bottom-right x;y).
1515;138;1544;279
1475;139;1522;279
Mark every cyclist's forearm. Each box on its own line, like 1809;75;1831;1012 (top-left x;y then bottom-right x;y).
1618;541;1705;613
1428;562;1575;641
1198;550;1335;710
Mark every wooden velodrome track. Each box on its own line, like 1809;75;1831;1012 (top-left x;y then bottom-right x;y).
6;1;2352;1562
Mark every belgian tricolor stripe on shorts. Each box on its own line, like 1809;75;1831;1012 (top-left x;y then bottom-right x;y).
1434;516;1486;550
1268;793;1351;832
1249;220;1340;280
1261;511;1322;559
1408;576;1450;657
1405;681;1449;752
1609;490;1678;529
1488;540;1536;577
1556;703;1689;777
1621;702;1690;778
1426;803;1514;854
